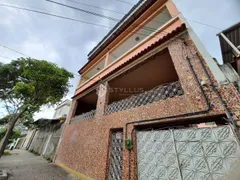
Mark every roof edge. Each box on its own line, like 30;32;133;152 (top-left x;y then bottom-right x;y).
87;0;165;61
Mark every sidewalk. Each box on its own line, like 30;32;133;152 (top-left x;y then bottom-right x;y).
0;149;78;180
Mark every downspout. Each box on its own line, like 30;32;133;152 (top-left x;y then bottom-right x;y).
126;53;212;179
125;55;211;142
126;42;240;179
195;52;240;136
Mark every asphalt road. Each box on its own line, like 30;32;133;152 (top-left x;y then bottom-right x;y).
0;149;79;180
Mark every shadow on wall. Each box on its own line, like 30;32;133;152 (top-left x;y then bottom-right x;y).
226;157;240;180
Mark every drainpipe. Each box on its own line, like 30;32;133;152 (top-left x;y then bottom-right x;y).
126;54;212;180
125;55;211;142
196;52;240;137
125;41;240;179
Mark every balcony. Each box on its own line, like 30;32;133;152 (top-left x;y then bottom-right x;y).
106;81;183;115
79;57;105;86
77;7;177;92
71;90;97;123
71;109;96;123
106;48;183;114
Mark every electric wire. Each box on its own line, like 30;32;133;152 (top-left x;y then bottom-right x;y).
0;55;12;60
116;0;134;5
45;0;171;35
65;0;126;15
0;3;113;29
116;0;223;30
0;44;28;57
64;0;171;25
0;3;175;41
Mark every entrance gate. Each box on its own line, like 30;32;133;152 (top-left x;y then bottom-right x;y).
136;125;240;180
108;131;123;180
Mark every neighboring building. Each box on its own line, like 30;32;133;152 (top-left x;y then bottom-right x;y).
52;99;71;119
19;100;71;161
218;22;240;90
56;1;240;180
218;22;240;74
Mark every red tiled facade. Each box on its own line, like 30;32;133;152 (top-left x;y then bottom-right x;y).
55;32;240;179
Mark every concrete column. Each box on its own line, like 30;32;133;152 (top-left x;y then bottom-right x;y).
104;53;110;67
95;82;109;118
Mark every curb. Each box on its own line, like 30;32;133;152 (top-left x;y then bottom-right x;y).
0;170;7;180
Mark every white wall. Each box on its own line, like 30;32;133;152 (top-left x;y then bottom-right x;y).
52;100;71;119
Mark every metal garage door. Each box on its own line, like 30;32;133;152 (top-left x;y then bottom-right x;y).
136;125;240;180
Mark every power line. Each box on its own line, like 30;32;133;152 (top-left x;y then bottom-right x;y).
46;0;120;22
116;0;222;30
45;0;170;35
64;0;172;26
0;3;171;40
0;4;113;29
116;0;134;5
0;55;12;60
0;43;27;57
65;0;126;15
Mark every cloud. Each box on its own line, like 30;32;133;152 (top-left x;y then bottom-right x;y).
34;105;56;121
0;0;239;119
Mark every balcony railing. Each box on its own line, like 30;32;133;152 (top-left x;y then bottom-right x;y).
71;109;96;123
105;81;184;115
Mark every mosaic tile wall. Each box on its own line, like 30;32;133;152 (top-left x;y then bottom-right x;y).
55;32;240;180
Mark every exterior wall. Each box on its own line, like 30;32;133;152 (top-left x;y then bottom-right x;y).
178;14;228;84
53;100;71;119
56;32;240;179
21;130;36;150
43;126;63;160
28;125;64;161
14;137;25;149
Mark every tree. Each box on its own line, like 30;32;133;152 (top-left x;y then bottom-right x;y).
0;128;21;143
0;58;73;157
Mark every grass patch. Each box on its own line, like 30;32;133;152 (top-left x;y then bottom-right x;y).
3;151;12;155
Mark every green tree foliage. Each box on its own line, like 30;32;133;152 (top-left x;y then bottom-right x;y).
0;58;73;157
0;129;21;142
0;115;9;125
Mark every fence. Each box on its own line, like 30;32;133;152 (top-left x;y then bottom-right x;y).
106;81;183;115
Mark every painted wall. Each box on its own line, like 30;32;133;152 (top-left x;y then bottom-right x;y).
28;125;64;161
21;130;36;150
53;100;71;119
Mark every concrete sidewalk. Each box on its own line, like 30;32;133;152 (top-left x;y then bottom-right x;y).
0;149;79;180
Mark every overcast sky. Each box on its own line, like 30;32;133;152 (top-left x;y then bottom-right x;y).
0;0;239;120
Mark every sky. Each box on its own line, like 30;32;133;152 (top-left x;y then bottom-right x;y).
0;0;239;120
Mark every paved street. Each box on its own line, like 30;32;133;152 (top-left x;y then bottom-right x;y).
0;149;78;180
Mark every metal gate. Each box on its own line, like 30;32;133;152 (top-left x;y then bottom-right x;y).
108;131;123;180
136;125;240;180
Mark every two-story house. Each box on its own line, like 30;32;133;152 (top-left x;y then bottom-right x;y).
56;0;240;179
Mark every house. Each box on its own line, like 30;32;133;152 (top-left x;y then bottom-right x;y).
16;99;71;161
52;99;71;119
55;0;240;179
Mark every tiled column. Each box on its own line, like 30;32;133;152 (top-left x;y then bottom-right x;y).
96;82;109;118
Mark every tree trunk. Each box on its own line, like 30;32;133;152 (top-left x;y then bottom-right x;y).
0;108;27;158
